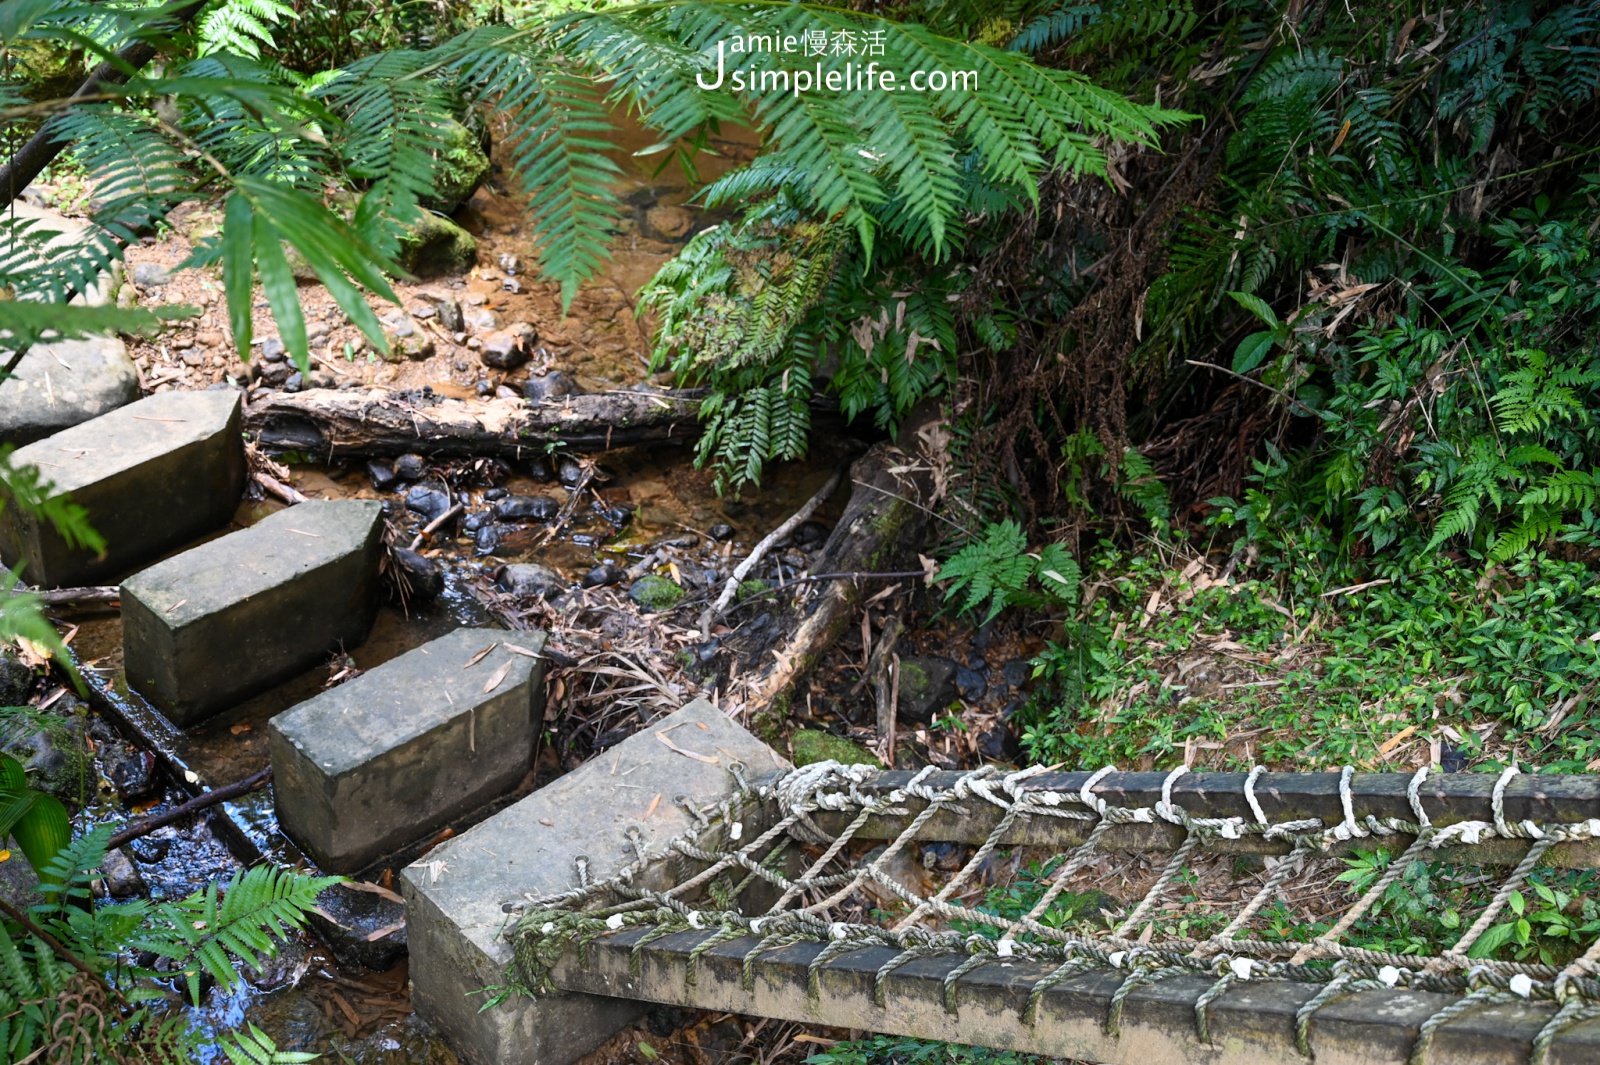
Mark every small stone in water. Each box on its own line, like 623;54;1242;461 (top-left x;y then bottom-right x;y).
524;370;576;402
109;750;159;801
128;835;170;863
367;461;398;490
101;849;146;898
496;562;562;600
463;510;492;533
393;454;426;481
473;524;501;555
709;523;735;541
405;485;451;522
390;546;444;601
582;563;623;588
525;456;553;482
483;487;508;501
556;455;584;487
493;495;560;522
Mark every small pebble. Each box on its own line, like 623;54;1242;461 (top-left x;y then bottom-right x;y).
483;487;508;501
709;523;735;541
582;563;623;588
261;337;286;362
393;454;426;481
283;371;304;392
502;278;523;294
367;460;398;490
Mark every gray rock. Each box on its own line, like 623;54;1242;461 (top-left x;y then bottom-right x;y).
109;750;160;801
15;704;89;802
473;524;503;555
395;211;478;279
955;665;986;701
581;563;622;589
0;647;33;707
393;454;426;481
708;523;735;542
419;292;465;333
524;371;575;403
895;657;957;726
418;120;491;215
496;563;562;600
100;848;145;898
0;337;138;446
556;456;584;488
492;495;559;523
261;337;286;362
479;330;531;370
405;486;452;523
367;460;398;490
391;547;444;601
130;261;170;287
466;309;498;334
306;881;409;970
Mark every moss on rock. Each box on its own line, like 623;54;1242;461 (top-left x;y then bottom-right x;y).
791;729;881;768
628;575;685;612
395;211;478;279
421;120;492;213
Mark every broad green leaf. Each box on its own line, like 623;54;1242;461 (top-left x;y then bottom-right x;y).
250;212;309;373
1232;330;1277;374
1228;290;1281;329
9;791;70;879
222;193;256;356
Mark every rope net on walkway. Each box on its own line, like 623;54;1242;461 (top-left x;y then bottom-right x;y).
510;760;1600;1064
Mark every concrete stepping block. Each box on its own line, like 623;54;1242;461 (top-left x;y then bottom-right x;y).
0;389;245;587
402;698;788;1065
0;204;135;446
122;499;383;727
269;627;547;874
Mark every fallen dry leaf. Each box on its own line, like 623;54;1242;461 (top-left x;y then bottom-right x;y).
655;730;718;764
464;643;498;669
483;660;513;694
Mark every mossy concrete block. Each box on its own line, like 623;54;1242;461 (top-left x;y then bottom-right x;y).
0;390;245;587
401;698;789;1065
121;499;383;727
269;627;547;874
791;729;881;768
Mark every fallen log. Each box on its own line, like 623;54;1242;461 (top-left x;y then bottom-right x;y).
242;387;706;458
728;419;942;716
